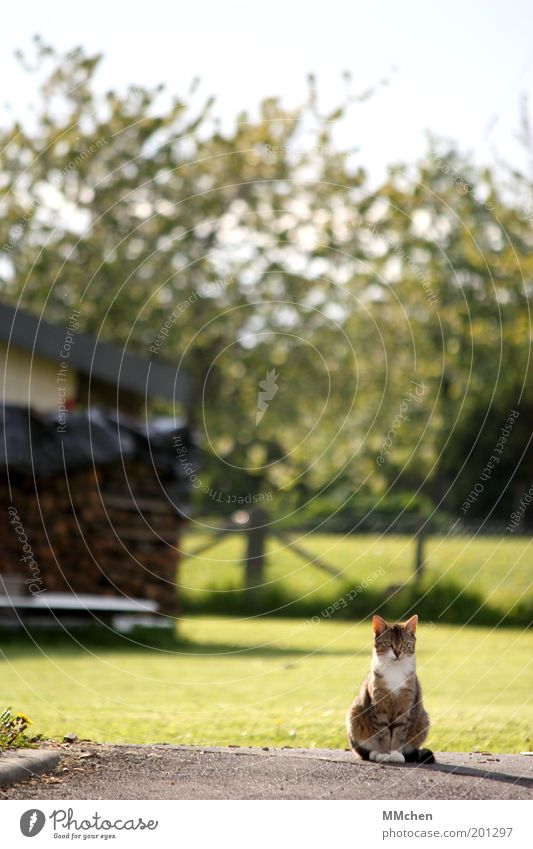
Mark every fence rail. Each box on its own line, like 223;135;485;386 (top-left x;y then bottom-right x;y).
182;510;532;592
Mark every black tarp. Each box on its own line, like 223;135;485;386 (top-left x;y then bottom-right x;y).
1;406;195;511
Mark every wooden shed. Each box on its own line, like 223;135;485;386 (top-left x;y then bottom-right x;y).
0;302;194;625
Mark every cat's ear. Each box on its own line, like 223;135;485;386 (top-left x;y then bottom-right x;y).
372;615;388;635
404;614;418;633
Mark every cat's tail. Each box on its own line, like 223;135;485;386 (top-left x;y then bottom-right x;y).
404;747;435;764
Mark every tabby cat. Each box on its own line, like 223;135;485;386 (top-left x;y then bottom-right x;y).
346;614;434;764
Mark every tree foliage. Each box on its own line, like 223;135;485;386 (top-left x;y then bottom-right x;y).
1;39;531;519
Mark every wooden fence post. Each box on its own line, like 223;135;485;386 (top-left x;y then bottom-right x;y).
245;507;267;588
414;520;426;585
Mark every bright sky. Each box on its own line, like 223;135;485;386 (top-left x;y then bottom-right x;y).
2;0;533;177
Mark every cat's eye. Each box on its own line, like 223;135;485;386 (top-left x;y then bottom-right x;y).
406;641;414;649
380;640;392;647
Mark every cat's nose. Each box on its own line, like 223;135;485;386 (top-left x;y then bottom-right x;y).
393;648;401;658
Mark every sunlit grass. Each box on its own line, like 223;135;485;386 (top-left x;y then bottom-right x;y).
2;617;531;753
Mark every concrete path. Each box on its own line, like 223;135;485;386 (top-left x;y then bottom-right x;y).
0;749;59;787
1;744;532;799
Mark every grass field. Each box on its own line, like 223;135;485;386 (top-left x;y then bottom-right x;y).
178;531;533;623
2;617;531;753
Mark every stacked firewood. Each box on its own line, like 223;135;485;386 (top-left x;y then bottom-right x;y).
1;461;184;614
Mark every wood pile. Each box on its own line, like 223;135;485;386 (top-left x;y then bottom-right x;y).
1;460;184;614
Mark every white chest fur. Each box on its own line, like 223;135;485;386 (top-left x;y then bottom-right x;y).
372;652;415;693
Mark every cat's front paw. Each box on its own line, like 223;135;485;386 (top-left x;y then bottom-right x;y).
369;751;392;763
369;751;406;764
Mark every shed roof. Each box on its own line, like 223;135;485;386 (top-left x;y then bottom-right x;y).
0;301;189;403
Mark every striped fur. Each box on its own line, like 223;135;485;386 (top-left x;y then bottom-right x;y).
346;615;434;765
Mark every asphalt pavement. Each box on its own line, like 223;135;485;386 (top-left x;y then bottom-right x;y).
1;744;532;800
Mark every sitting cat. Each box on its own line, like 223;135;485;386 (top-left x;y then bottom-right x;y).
346;614;434;764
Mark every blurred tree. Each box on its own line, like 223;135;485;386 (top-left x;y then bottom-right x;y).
0;39;531;520
343;145;533;516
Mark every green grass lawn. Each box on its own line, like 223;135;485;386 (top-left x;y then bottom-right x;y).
2;617;531;753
